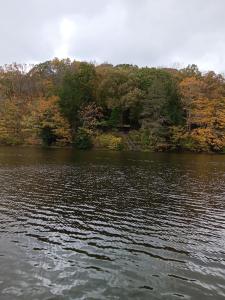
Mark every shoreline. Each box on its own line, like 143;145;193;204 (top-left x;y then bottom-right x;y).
0;144;224;155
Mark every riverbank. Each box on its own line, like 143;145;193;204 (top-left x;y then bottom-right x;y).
1;130;225;154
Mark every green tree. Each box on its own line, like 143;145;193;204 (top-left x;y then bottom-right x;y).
58;62;97;133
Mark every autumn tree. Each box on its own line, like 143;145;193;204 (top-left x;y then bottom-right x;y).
79;103;103;131
35;96;72;146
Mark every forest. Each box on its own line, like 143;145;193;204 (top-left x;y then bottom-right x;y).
0;59;225;152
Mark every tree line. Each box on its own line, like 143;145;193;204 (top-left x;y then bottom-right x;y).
0;59;225;152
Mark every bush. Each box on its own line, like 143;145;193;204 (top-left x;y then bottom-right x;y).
0;134;23;146
95;133;123;150
40;126;57;146
74;128;92;150
126;130;155;151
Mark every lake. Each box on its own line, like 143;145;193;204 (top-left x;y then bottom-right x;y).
0;147;225;300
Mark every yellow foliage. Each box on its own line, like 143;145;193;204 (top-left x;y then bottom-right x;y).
190;128;225;152
36;96;72;145
95;134;122;150
0;98;24;144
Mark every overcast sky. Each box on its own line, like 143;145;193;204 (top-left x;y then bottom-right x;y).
1;0;225;71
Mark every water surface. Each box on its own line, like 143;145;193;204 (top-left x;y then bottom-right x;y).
0;148;225;300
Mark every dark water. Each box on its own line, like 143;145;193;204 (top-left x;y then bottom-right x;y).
0;148;225;300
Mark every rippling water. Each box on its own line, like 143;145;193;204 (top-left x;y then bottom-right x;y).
0;148;225;300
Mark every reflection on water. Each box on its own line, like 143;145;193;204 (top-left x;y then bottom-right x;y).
0;147;225;300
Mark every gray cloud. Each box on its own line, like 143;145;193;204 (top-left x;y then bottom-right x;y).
1;0;225;71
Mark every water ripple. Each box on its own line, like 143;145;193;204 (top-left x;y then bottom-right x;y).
0;148;225;299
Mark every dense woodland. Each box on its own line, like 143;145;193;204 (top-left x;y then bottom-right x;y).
0;59;225;152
